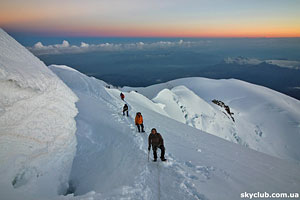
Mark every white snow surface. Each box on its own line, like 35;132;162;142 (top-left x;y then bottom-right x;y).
0;29;78;200
49;65;300;200
125;78;300;162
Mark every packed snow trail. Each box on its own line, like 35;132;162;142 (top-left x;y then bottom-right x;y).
107;92;196;200
157;163;161;200
105;90;192;200
75;91;204;199
64;93;152;199
106;89;211;200
106;94;167;199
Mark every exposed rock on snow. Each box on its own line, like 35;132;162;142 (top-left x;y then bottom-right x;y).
0;29;78;199
152;86;238;144
212;99;235;122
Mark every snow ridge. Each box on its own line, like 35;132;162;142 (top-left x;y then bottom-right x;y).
153;86;240;145
0;29;78;200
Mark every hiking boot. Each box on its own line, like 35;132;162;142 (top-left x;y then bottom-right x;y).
161;158;167;162
153;158;157;162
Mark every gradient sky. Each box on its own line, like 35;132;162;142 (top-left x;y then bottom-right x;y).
1;0;300;37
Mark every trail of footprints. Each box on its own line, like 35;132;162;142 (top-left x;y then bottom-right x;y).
107;96;233;200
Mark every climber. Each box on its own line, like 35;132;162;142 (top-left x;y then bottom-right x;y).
148;128;167;162
120;92;125;101
135;112;145;132
123;104;129;116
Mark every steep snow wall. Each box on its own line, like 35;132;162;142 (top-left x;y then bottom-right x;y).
0;29;78;199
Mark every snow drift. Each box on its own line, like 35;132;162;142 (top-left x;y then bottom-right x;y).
0;29;78;199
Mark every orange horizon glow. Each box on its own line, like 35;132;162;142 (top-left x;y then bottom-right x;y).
1;0;300;38
4;25;300;38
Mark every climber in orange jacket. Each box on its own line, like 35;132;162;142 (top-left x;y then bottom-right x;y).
135;112;145;132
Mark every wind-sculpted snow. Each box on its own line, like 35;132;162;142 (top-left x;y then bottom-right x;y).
153;86;238;144
126;77;300;161
49;65;112;103
0;29;78;199
51;66;300;200
0;30;59;92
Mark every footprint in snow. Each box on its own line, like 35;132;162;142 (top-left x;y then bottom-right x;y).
195;165;215;180
184;161;215;181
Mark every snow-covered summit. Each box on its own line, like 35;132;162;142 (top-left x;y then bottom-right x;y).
0;29;78;200
125;77;300;161
152;85;236;142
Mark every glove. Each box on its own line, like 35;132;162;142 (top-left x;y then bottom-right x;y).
148;146;151;151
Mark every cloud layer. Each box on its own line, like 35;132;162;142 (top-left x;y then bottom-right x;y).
225;56;300;70
28;40;205;55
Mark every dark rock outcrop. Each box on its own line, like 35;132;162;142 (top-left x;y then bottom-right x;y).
212;99;235;122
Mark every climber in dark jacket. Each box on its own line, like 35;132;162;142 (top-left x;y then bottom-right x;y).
148;128;167;162
123;104;129;116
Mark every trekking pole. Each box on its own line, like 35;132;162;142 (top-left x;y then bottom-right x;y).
148;149;150;162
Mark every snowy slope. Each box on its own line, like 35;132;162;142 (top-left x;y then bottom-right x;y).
124;78;300;161
0;29;78;200
152;86;236;142
49;65;300;200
